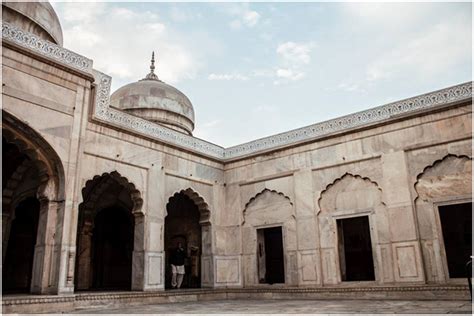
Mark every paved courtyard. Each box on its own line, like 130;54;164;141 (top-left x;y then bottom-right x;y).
73;299;472;314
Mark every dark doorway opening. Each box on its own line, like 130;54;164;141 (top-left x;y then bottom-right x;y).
337;216;375;281
3;197;40;293
257;226;285;284
165;193;202;289
91;206;134;290
438;202;472;278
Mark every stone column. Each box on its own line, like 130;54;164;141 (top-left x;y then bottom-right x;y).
293;169;321;287
30;198;59;294
381;151;424;283
201;223;214;287
138;163;165;291
75;219;93;290
132;213;146;290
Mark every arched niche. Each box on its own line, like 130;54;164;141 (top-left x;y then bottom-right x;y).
164;188;212;289
2;110;66;294
75;171;144;291
414;154;472;283
241;189;296;286
317;173;387;285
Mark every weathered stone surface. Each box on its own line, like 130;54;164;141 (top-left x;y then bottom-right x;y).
1;3;472;307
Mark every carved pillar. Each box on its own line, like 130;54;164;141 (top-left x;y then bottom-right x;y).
381;151;425;283
201;223;214;287
76;219;93;290
30;198;59;294
132;213;146;290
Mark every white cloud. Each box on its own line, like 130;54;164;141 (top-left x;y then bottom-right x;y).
277;41;312;65
242;10;260;27
276;68;304;81
208;73;248;81
54;2;219;90
251;69;274;78
227;4;261;30
169;6;202;23
56;2;106;23
341;3;432;33
366;19;471;82
274;41;314;84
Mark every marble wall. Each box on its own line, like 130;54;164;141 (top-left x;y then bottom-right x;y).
2;40;472;296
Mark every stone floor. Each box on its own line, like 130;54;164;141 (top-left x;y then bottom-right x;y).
73;299;472;314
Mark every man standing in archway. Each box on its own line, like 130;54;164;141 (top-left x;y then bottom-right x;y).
170;242;186;289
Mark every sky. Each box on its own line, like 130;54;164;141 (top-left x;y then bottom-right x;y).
51;1;472;147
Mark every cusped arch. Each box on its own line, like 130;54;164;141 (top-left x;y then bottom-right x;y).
81;171;144;216
244;188;293;211
167;188;210;225
317;172;384;215
414;154;472;202
2;110;65;202
242;188;294;226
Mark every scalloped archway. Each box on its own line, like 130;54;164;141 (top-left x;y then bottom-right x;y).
413;154;472;282
2;110;66;294
75;171;144;291
317;173;385;285
164;188;212;289
241;188;296;286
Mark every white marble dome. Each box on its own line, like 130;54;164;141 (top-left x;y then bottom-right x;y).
110;53;195;135
2;1;63;46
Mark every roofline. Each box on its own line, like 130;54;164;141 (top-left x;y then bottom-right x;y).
2;21;472;163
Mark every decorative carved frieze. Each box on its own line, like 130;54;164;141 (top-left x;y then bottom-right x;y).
94;69;471;161
224;82;473;159
92;70;225;159
2;22;92;73
3;22;472;161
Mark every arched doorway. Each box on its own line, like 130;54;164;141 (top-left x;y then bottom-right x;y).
75;172;142;291
91;206;134;290
3;197;40;293
2;111;65;295
164;189;210;289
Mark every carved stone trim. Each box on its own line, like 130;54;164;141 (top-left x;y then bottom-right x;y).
93;70;472;161
92;70;225;160
2;22;92;73
224;82;473;159
3;22;472;161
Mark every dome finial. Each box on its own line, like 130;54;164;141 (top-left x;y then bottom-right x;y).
143;51;160;81
150;51;155;72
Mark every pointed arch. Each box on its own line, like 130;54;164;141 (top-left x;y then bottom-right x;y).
414;154;472;202
241;188;294;227
164;188;212;289
317;172;384;214
81;171;144;216
75;171;144;291
2;110;65;201
167;188;210;225
244;188;293;211
2;110;66;294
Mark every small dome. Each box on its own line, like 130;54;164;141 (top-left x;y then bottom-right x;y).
2;1;63;46
110;52;195;135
